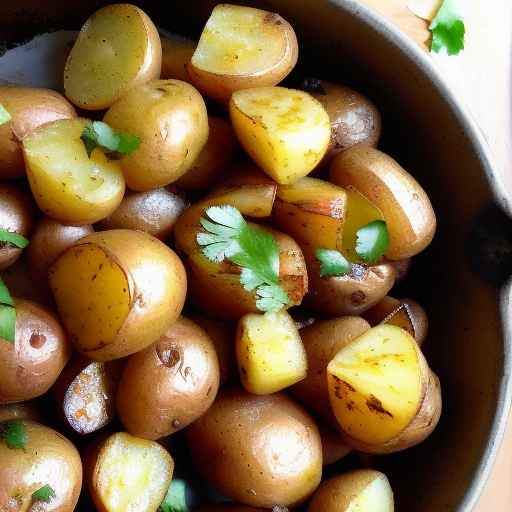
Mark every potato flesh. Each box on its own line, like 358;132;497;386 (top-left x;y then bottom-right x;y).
328;325;422;445
347;474;394;512
49;244;130;353
237;311;307;394
230;87;331;184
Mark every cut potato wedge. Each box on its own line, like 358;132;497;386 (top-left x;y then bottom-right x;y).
230;87;331;184
188;4;298;103
23;118;125;225
236;310;307;394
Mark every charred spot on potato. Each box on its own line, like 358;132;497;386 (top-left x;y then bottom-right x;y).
366;395;393;417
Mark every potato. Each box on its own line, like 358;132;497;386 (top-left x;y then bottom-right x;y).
0;299;71;404
48;229;187;361
236;310;307;394
161;35;195;82
291;316;370;424
0;86;76;179
197;507;266;512
53;355;123;435
64;4;161;110
330;146;436;260
0;401;42;423
85;432;174;512
187;388;322;507
319;424;352;466
175;117;238;191
97;187;187;240
0;184;35;270
230;87;330;184
390;258;411;282
327;325;442;453
0;420;82;511
188;4;298;104
302;79;381;164
103;79;209;191
307;470;394;512
23;118;125;225
117;316;220;439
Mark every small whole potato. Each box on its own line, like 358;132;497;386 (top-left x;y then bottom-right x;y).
0;184;35;270
103;79;209;191
0;420;82;511
187;388;323;508
0;86;76;179
0;299;71;404
117;316;220;440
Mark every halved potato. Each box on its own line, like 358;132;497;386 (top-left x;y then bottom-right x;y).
85;432;174;512
188;4;298;103
64;4;162;109
49;229;187;361
327;325;441;453
236;310;307;394
23;118;125;225
161;35;196;82
230;87;331;184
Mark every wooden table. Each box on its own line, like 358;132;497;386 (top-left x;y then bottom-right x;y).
358;1;512;510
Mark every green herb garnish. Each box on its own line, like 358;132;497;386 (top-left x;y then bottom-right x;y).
197;205;289;313
81;121;141;158
430;0;465;55
0;279;15;343
0;103;11;126
0;228;29;249
355;220;389;263
32;485;56;503
1;420;27;449
159;479;198;512
315;248;351;277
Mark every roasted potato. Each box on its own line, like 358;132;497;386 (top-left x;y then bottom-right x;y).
0;86;76;179
161;35;196;82
23;118;125;225
197;507;266;512
327;325;442;453
85;432;174;512
0;299;71;404
0;401;42;423
230;87;331;184
0;420;82;511
330;146;436;260
188;4;298;104
49;229;187;361
175;117;238;191
187;388;322;507
103;79;209;191
117;316;220;439
236;310;307;394
97;187;187;240
64;4;162;109
307;470;394;512
319;424;352;466
0;184;34;270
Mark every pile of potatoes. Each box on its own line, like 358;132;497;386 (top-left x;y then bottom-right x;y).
0;3;441;512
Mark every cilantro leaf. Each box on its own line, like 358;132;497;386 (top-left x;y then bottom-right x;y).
0;305;16;343
430;0;465;55
1;420;27;449
316;248;351;277
0;228;29;249
355;220;389;263
81;121;141;158
32;485;56;502
255;283;289;313
0;278;13;307
0;103;11;126
159;479;198;512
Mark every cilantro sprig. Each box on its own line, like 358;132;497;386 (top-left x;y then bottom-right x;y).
1;420;27;449
0;228;29;249
430;0;465;55
0;279;15;343
32;485;56;503
0;103;11;126
159;479;199;512
316;248;351;277
81;121;141;158
197;206;290;313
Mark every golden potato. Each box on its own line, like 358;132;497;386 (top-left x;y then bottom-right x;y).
85;432;174;512
64;4;161;110
188;4;298;103
0;299;71;404
0;86;76;179
49;229;187;361
97;187;187;240
117;316;220;439
236;310;307;394
161;35;195;82
319;424;352;466
23;118;125;225
0;420;82;511
330;146;436;260
103;79;209;191
0;401;42;423
187;388;322;507
230;87;330;184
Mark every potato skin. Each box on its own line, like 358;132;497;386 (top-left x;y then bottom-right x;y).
117;316;220;439
0;86;76;178
0;401;42;423
0;420;82;511
197;507;266;512
0;299;71;404
161;36;195;82
103;79;209;191
319;424;352;466
187;388;322;507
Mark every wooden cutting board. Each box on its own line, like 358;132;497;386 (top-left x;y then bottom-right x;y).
357;1;512;510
